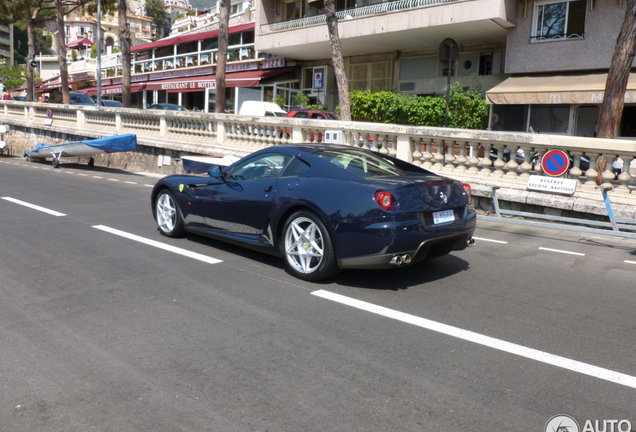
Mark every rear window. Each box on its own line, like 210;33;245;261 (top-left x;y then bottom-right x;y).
315;149;405;177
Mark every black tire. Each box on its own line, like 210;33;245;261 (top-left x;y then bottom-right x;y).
281;210;339;281
26;155;31;162
52;157;60;168
87;157;95;167
155;189;185;237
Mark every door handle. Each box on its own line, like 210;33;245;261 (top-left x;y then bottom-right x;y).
264;186;272;192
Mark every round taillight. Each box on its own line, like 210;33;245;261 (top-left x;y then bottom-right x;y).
463;183;472;197
375;191;395;210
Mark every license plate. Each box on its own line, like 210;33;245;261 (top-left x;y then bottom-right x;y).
433;209;455;224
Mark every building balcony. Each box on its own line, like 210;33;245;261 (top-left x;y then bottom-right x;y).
256;0;515;60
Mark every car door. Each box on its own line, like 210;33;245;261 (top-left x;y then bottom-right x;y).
193;153;292;236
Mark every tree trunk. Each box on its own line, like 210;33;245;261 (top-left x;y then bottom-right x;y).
54;0;70;104
118;0;132;107
26;17;37;102
597;0;636;139
215;0;230;113
324;0;350;121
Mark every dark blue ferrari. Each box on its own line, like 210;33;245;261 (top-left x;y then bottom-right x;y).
151;144;476;281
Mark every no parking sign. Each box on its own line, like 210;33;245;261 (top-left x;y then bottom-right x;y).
541;149;570;177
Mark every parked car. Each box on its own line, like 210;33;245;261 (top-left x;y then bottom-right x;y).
13;96;27;102
69;92;96;105
100;99;123;107
238;101;287;117
286;109;341;120
151;144;476;281
147;103;188;111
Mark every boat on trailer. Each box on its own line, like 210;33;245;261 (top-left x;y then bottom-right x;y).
23;133;138;168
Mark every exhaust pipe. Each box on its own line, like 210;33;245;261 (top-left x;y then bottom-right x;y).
467;238;475;247
402;254;412;264
389;255;402;266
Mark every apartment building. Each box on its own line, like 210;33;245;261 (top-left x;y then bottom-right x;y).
80;8;296;111
255;0;634;138
488;1;631;137
255;0;515;109
0;24;13;66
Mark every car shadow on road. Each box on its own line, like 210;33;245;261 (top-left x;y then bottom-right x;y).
329;255;470;290
182;232;470;290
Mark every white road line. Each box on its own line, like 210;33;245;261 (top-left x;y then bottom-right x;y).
312;290;636;390
108;178;119;182
1;197;67;216
625;260;636;265
92;225;222;264
472;236;508;244
125;181;138;184
92;176;103;179
538;247;585;256
144;184;154;188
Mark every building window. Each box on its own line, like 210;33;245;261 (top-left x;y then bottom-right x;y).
347;61;392;93
532;0;586;42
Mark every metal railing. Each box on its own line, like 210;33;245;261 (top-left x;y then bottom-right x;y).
261;0;468;33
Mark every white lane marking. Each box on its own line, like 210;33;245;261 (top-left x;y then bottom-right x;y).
538;247;585;256
625;260;636;265
1;197;67;216
125;181;138;185
92;225;222;264
92;176;103;179
472;236;508;244
144;184;154;188
108;178;119;182
312;290;636;390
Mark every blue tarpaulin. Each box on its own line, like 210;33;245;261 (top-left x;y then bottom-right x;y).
80;134;138;152
24;134;137;157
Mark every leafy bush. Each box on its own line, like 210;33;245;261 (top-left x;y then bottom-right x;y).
294;92;309;108
350;84;488;129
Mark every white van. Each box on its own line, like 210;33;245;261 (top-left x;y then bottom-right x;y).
238;101;287;117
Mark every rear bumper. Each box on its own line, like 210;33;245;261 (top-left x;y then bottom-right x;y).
337;229;475;270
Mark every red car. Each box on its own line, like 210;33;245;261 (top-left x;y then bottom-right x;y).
285;109;341;120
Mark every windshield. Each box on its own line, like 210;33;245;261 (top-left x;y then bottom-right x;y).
315;149;405;177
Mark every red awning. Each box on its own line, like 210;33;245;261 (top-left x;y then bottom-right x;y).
144;68;296;91
80;67;295;95
84;83;145;96
131;23;255;52
67;37;94;49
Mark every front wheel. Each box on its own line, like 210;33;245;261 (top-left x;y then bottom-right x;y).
155;189;185;237
282;211;339;281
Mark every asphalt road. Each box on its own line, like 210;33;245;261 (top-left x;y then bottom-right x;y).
1;156;635;432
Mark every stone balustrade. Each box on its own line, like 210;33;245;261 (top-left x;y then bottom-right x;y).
2;100;636;219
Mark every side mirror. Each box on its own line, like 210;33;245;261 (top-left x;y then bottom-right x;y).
208;165;222;178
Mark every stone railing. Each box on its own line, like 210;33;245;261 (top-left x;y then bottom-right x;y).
1;100;636;218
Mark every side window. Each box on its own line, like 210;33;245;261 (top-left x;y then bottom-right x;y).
531;0;586;42
228;153;292;181
293;112;309;118
310;113;324;119
281;157;310;177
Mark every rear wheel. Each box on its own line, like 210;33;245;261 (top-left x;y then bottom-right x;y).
155;190;185;237
51;157;60;168
282;211;339;281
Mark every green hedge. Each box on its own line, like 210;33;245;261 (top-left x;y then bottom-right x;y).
349;83;489;130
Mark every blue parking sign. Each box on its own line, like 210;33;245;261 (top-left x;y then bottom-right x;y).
314;72;323;90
